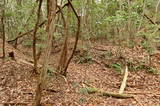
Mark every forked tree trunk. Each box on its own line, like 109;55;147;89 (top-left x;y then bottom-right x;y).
62;0;81;76
34;0;57;105
58;3;71;74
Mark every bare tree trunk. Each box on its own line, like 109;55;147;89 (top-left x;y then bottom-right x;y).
34;0;57;105
62;0;81;76
33;0;43;73
58;3;71;74
0;0;5;58
86;0;91;34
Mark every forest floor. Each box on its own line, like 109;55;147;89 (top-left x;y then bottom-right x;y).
0;39;160;106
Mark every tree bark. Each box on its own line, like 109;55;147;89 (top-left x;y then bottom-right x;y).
58;2;71;74
34;0;57;105
62;0;81;76
33;0;43;73
0;0;5;58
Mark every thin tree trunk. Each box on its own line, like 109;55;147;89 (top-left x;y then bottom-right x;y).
2;15;5;58
58;3;71;74
63;0;81;76
0;0;5;58
86;0;91;34
34;0;57;105
33;0;43;73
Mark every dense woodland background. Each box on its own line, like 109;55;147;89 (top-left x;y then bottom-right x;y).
0;0;160;106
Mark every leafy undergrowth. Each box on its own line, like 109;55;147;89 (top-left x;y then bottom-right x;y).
0;39;160;106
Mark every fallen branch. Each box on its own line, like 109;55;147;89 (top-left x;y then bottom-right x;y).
100;91;133;99
119;66;128;94
83;83;133;99
91;46;108;51
17;58;42;68
7;51;42;68
0;102;30;104
126;91;160;95
126;91;160;98
0;103;54;105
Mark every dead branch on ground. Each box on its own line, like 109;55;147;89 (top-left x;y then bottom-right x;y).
83;83;133;99
91;46;109;51
119;66;129;94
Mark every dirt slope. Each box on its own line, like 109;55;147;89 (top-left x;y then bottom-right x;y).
0;39;160;106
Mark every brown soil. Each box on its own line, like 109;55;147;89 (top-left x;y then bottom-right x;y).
0;39;160;106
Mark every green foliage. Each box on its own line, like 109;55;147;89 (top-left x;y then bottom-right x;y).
76;47;93;64
4;56;12;61
147;67;159;75
22;40;33;47
133;63;159;75
111;63;122;74
36;43;45;49
72;82;80;89
79;87;88;94
54;32;62;40
101;51;114;59
3;0;158;51
78;53;92;64
5;0;37;39
47;67;56;77
85;87;98;94
3;0;160;76
79;98;87;104
141;41;152;51
79;87;98;94
127;60;137;71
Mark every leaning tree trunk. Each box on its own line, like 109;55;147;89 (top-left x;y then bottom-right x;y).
34;0;57;105
0;0;5;58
